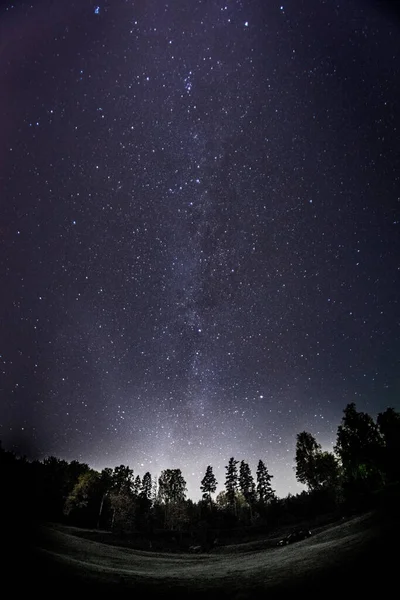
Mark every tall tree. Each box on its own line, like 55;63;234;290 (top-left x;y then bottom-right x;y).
141;472;152;501
41;456;89;520
239;461;256;505
200;465;218;503
158;469;187;529
67;459;90;490
111;464;134;494
151;476;158;505
135;472;152;532
335;403;383;485
225;457;239;509
109;465;135;531
316;452;340;488
100;467;113;489
133;474;142;497
256;459;275;503
377;407;400;482
158;469;187;504
295;431;323;490
64;470;101;526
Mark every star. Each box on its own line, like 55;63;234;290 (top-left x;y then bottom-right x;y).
1;0;398;502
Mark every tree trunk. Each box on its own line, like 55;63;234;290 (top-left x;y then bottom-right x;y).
97;494;105;529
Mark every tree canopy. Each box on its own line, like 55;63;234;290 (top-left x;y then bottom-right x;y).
335;403;383;486
295;432;339;491
2;402;399;542
225;457;239;508
200;465;218;502
239;460;256;505
256;459;275;503
158;469;187;504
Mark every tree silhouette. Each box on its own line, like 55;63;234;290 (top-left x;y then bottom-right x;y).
111;464;134;494
200;465;218;504
134;472;152;532
4;399;400;539
109;465;135;531
41;456;89;520
133;474;142;497
158;469;187;529
141;472;152;500
335;403;383;488
377;407;400;482
239;460;256;505
158;469;187;504
296;432;340;491
64;470;102;526
295;431;323;491
225;457;239;510
256;459;275;503
315;451;340;488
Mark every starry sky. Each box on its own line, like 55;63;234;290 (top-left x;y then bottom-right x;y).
1;0;399;500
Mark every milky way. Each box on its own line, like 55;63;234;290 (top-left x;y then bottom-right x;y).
1;0;399;499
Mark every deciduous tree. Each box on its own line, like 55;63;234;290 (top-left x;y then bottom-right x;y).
335;403;383;486
64;470;101;526
377;407;400;482
109;465;135;531
158;469;187;529
295;431;323;490
158;469;187;504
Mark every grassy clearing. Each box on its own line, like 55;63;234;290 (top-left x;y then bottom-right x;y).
27;512;394;598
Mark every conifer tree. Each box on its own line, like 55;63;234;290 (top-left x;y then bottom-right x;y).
225;457;239;508
239;460;256;505
256;459;275;503
200;465;218;503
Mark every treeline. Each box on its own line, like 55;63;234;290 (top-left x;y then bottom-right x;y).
1;403;399;547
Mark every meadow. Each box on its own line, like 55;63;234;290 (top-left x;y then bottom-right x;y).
27;511;393;598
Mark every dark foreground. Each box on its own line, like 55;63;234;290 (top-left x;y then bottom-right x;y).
10;510;398;598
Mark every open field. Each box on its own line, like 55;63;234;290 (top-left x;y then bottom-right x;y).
18;511;397;598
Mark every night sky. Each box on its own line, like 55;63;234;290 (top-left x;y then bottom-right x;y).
1;0;399;500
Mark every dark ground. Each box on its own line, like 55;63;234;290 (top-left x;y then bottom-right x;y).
7;506;398;599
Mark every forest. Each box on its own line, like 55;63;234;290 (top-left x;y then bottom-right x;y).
2;402;400;552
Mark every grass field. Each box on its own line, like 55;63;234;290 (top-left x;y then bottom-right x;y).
20;511;396;598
